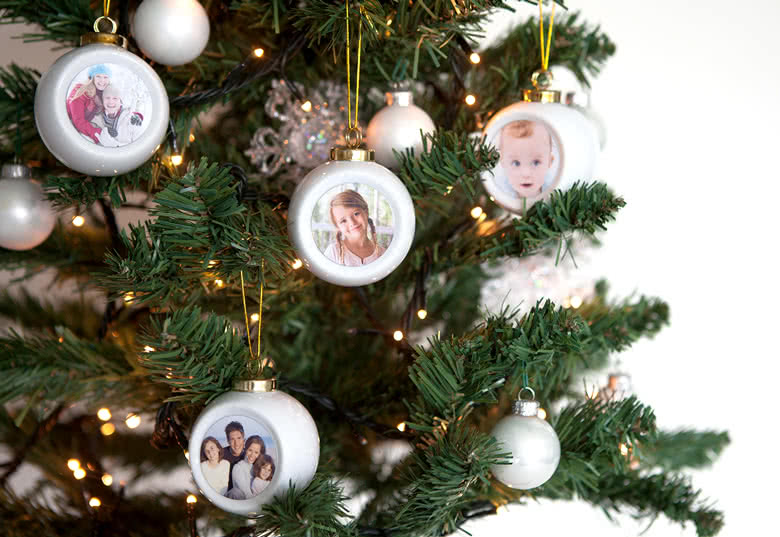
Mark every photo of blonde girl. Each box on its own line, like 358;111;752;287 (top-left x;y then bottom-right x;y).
311;185;395;267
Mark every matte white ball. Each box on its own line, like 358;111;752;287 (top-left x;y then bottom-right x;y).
189;387;319;516
34;43;169;176
0;164;56;251
365;90;435;169
491;410;561;489
288;159;416;287
133;0;210;66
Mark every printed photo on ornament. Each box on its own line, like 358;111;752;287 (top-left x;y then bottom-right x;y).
65;63;153;148
200;416;277;500
489;119;561;203
311;184;395;267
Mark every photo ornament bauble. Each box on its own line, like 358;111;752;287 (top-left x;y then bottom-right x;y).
288;148;416;287
188;379;319;516
34;31;169;177
481;100;598;214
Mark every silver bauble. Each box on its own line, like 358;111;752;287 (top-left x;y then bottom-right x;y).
491;398;560;489
133;0;210;66
0;164;57;251
597;372;632;402
365;89;435;169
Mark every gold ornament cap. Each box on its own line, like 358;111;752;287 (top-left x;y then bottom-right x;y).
233;378;277;392
522;69;561;103
330;126;375;161
80;16;128;48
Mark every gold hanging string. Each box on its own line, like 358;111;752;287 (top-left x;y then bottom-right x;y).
538;0;556;70
104;0;111;17
240;272;256;360
256;263;264;360
345;1;364;131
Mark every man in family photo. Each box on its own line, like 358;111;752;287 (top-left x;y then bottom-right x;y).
223;421;246;491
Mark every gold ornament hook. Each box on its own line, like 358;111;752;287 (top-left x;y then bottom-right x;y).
93;16;118;34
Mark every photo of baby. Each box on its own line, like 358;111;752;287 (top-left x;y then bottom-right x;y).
65;63;152;148
311;185;394;267
200;416;277;500
495;119;560;200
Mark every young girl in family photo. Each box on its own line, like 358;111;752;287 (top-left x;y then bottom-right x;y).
322;189;387;266
200;436;230;495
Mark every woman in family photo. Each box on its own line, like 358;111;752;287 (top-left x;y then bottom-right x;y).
66;64;112;145
226;435;265;500
200;436;230;495
323;189;386;266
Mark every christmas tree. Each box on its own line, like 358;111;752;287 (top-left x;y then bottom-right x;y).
0;1;729;536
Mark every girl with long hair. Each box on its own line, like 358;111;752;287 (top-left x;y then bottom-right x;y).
323;189;386;266
200;436;230;495
226;435;265;499
66;64;112;144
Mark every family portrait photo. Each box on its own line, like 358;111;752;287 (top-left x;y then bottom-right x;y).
311;184;395;267
492;119;561;200
199;416;277;500
65;62;152;148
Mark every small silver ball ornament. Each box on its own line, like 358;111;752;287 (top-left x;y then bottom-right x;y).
133;0;210;66
365;89;435;169
0;164;57;251
491;395;561;489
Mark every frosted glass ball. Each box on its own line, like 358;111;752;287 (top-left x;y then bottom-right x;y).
133;0;210;66
365;91;435;169
0;165;56;251
491;413;561;489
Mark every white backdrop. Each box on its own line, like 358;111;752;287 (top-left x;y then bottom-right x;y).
2;1;779;535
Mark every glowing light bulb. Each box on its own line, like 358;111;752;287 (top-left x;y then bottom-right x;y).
301;100;312;112
67;459;81;471
101;474;113;486
465;94;476;106
89;497;101;508
570;295;583;309
250;313;260;323
292;259;303;270
397;422;406;432
187;494;198;504
393;330;403;341
170;154;183;166
125;414;141;429
253;48;264;58
72;215;85;227
620;443;629;456
469;52;481;64
417;309;428;320
214;279;224;288
537;408;547;420
100;423;116;436
73;468;86;480
143;346;155;353
188;133;195;142
470;206;483;219
123;292;135;303
97;408;111;421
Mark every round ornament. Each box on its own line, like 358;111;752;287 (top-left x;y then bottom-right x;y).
188;378;319;516
597;372;632;402
481;72;599;214
0;164;57;251
133;0;210;66
365;87;435;169
287;146;416;287
34;20;170;176
491;391;560;489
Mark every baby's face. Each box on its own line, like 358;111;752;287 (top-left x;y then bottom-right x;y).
499;127;553;198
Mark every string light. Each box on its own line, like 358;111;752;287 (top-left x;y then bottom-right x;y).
250;313;260;323
58;336;64;343
301;100;312;112
143;346;155;353
67;459;81;471
469;52;481;64
570;295;583;309
537;408;547;420
101;474;113;486
188;133;195;142
619;443;629;456
73;468;86;480
393;330;403;341
123;292;135;304
417;309;428;320
97;408;111;421
396;422;406;432
100;423;116;436
291;259;303;270
170;154;183;166
89;497;101;508
253;48;264;58
186;494;198;504
214;279;224;288
470;206;483;219
125;413;141;429
71;215;85;227
465;94;476;106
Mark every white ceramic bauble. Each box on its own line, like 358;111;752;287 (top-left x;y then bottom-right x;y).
365;90;435;169
490;399;560;489
189;381;319;516
288;154;415;287
133;0;210;66
0;164;57;251
481;100;599;214
34;40;169;176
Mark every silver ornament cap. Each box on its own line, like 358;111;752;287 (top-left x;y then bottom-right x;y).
0;164;57;251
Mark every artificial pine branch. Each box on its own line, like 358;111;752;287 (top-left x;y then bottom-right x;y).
642;429;730;472
0;0;93;45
